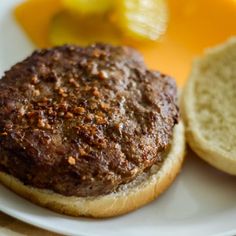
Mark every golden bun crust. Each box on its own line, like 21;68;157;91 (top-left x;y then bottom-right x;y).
0;122;185;218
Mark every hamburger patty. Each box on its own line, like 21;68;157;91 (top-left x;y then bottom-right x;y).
0;44;179;197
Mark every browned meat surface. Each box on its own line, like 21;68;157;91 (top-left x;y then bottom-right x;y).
0;44;178;197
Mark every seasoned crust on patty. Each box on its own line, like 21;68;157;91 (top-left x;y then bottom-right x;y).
0;44;179;197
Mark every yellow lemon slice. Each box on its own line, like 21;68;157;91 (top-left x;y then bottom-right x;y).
116;0;168;41
49;0;168;46
49;11;122;46
62;0;113;15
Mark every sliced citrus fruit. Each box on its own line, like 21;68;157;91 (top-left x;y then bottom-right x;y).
115;0;168;41
62;0;113;15
49;11;122;46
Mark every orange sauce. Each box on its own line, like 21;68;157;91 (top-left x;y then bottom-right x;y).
14;0;63;47
14;0;236;85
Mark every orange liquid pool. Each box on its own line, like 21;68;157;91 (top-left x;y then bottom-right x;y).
15;0;236;85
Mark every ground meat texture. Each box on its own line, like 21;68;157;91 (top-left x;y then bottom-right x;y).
0;44;179;197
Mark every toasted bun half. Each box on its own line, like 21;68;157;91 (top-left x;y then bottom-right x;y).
181;37;236;175
0;122;185;218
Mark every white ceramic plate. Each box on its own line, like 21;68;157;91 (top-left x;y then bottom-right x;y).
1;1;236;236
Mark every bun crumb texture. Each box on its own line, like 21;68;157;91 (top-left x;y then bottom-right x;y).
182;37;236;175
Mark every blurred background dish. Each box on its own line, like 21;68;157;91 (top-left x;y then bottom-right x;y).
14;0;236;85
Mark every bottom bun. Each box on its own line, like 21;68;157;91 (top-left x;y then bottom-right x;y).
0;122;185;218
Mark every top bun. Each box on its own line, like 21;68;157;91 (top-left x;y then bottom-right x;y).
181;37;236;175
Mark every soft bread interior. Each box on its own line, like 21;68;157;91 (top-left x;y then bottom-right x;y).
0;122;185;218
181;37;236;175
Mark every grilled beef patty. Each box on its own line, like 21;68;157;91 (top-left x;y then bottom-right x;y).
0;44;178;197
